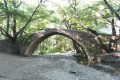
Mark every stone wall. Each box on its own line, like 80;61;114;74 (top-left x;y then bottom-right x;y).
0;39;27;54
0;39;11;53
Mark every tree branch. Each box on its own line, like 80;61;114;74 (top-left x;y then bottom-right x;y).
86;28;109;53
0;27;13;39
12;0;21;8
0;27;6;36
13;16;17;37
115;13;120;20
104;0;120;20
3;0;10;33
111;19;116;36
100;13;120;27
15;3;43;37
3;0;8;8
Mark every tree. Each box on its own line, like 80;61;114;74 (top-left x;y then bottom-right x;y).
19;4;54;45
103;0;120;51
58;0;105;30
0;0;45;55
104;0;120;20
57;0;110;54
57;0;120;54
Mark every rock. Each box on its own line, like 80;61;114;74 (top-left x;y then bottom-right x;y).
96;53;120;62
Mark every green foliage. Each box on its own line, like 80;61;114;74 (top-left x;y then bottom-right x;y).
0;0;57;43
18;33;32;45
0;0;119;55
34;35;72;55
49;17;60;23
57;0;120;31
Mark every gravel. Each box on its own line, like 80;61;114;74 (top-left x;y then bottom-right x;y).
0;53;118;80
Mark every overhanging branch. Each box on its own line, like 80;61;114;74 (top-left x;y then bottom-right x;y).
15;1;45;37
104;0;120;20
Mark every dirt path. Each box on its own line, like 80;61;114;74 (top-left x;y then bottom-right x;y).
0;53;118;80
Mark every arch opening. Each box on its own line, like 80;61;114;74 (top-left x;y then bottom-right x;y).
34;35;76;55
25;30;91;61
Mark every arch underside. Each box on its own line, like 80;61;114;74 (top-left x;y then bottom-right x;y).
25;29;91;60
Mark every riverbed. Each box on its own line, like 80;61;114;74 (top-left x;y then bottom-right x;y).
0;52;120;80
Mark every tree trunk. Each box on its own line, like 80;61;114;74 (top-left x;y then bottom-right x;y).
10;37;20;55
72;40;81;53
108;19;118;52
87;28;109;53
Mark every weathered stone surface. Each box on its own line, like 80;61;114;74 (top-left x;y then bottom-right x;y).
25;29;101;60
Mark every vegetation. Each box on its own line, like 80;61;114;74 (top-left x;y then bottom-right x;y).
0;0;53;54
34;35;72;55
0;0;120;61
58;0;120;53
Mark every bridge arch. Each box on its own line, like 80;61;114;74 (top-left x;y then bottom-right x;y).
25;29;91;60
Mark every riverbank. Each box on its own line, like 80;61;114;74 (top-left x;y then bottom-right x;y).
0;52;119;80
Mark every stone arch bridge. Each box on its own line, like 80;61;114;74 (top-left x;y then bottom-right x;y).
25;28;96;61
